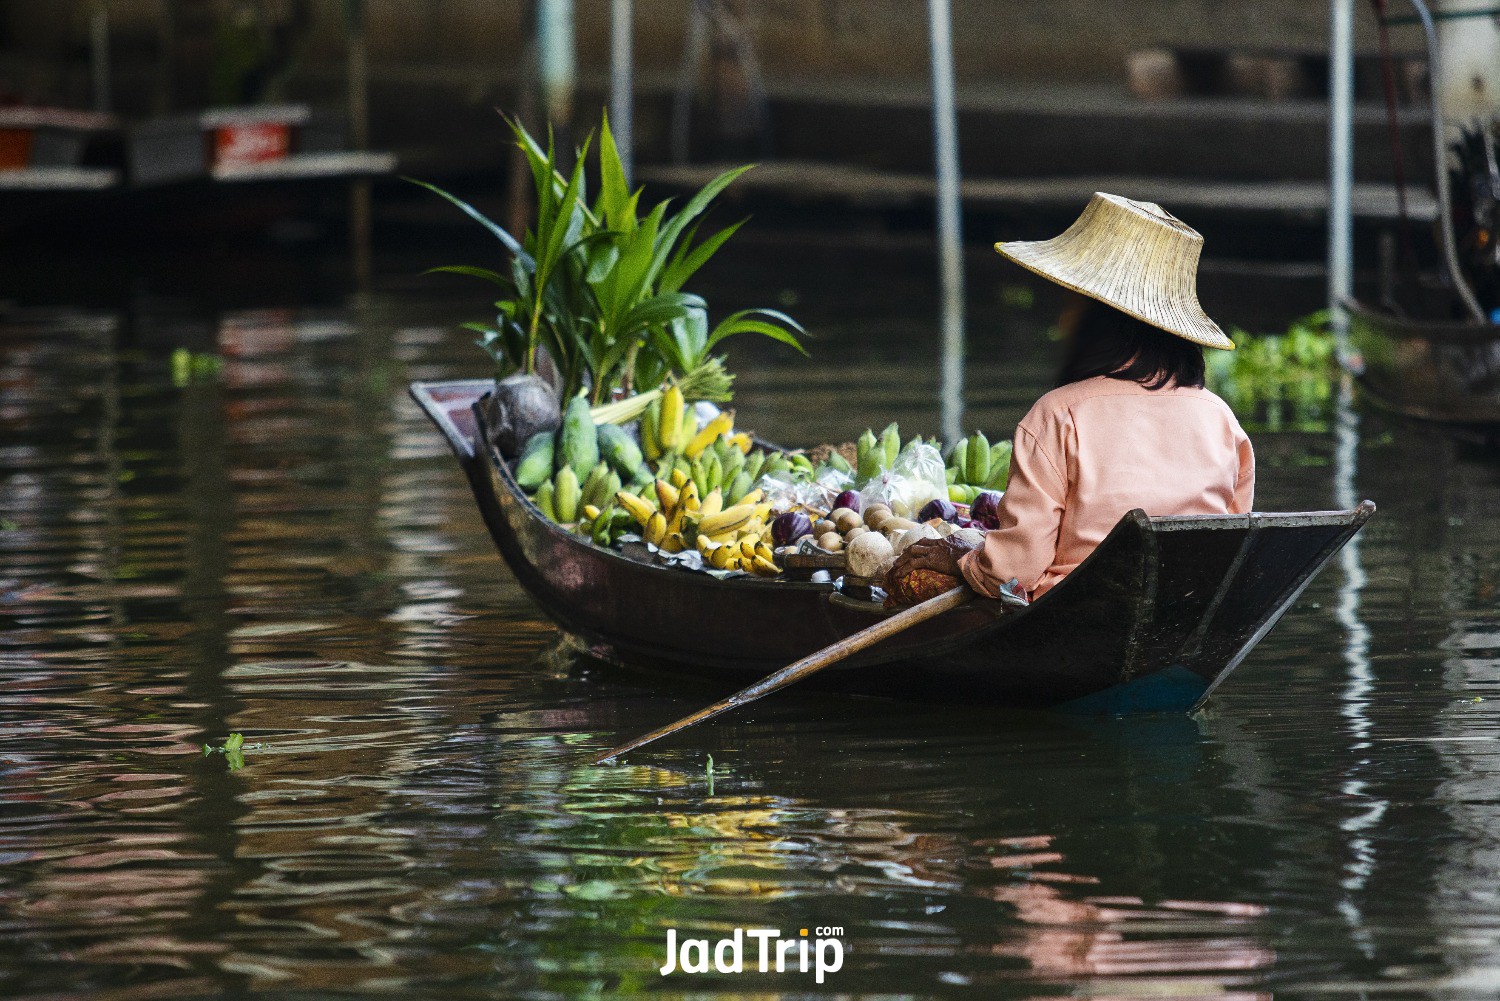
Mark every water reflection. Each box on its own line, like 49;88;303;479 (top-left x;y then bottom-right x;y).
4;253;1500;998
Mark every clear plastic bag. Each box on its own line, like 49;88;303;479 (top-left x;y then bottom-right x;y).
759;465;853;514
858;440;946;518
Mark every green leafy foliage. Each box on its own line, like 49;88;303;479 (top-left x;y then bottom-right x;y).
414;111;804;403
202;732;262;771
1206;310;1337;432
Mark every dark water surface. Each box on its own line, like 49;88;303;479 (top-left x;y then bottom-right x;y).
4;242;1500;1000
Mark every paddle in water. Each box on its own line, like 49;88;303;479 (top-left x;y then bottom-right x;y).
592;586;974;764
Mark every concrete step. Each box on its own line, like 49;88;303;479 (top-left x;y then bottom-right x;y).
641;160;1436;222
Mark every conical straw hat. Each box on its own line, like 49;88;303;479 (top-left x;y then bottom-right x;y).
996;192;1234;350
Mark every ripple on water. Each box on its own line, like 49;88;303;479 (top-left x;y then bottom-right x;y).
2;265;1500;999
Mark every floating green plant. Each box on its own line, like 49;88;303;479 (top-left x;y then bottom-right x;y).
1206;310;1338;432
202;732;262;771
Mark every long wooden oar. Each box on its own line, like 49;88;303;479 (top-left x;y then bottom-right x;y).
592;586;973;764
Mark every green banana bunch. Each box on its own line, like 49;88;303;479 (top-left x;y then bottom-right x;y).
878;422;901;470
855;428;880;482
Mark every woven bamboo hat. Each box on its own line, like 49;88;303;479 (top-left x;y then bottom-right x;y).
996;192;1234;350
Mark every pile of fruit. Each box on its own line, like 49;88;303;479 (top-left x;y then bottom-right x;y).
770;491;988;580
511;403;1017;585
512;386;792;575
945;431;1012;503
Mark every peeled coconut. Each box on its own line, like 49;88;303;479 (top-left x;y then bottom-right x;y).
482;373;561;458
952;527;988;549
847;532;896;577
894;523;942;556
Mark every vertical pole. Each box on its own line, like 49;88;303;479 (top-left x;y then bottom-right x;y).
347;0;372;291
927;0;966;445
610;0;634;186
537;0;576;130
90;3;112;113
155;0;176;115
1328;0;1356;347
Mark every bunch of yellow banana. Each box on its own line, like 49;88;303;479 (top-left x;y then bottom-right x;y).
639;387;753;465
615;473;780;576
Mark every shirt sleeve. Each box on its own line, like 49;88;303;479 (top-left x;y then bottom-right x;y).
957;424;1067;598
1231;430;1255;514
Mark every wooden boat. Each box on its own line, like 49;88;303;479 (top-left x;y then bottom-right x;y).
1346;299;1500;437
413;379;1375;715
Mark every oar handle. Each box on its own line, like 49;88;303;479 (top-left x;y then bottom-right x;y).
592;586;973;764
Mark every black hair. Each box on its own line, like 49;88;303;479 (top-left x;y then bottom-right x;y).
1056;300;1206;390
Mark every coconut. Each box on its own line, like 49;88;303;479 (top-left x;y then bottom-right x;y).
481;374;561;457
894;523;942;556
952;527;988;549
847;532;896;577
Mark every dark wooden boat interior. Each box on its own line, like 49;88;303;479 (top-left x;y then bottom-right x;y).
413;380;1374;715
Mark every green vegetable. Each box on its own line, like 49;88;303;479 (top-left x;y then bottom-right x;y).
967;430;991;486
581;461;612;510
743;450;765;484
879;422;901;470
553;466;581;522
558;393;599;478
726;470;753;505
855;429;879;482
534;480;557;521
985;441;1013;490
515;430;557;489
948;438;969;483
597;423;645;482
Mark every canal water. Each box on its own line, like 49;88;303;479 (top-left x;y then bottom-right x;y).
3;238;1499;1000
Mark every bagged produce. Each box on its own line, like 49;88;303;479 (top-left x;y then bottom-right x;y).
858;439;946;519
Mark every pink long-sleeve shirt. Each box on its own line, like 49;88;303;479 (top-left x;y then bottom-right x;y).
957;375;1254;601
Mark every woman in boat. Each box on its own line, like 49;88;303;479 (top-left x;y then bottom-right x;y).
891;192;1254;604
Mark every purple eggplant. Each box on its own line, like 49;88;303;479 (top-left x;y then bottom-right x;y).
970;490;1003;529
770;511;814;548
833;490;862;514
918;498;958;523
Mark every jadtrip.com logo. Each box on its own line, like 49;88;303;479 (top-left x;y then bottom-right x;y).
659;926;845;983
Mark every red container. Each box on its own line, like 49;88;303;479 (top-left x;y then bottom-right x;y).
212;122;290;168
0;129;33;169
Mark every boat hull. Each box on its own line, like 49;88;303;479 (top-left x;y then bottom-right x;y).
413;380;1373;714
1347;298;1500;429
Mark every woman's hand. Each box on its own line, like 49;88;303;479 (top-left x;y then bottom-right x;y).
890;535;980;582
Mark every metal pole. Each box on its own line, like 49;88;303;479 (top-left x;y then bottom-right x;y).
537;0;576;129
347;0;372;290
1328;0;1355;346
610;0;634;185
927;0;966;445
90;3;112;113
